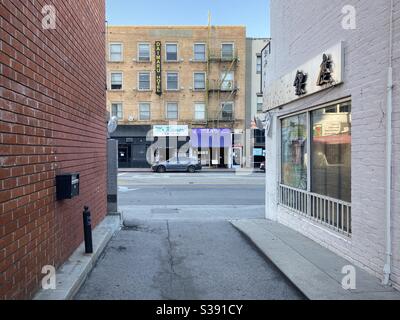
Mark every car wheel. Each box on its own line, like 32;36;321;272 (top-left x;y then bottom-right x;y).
188;166;196;173
157;166;166;173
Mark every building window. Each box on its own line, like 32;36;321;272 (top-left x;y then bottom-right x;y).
138;72;150;91
281;113;308;190
193;72;206;90
138;43;150;62
166;72;179;90
194;103;206;120
166;43;178;61
221;43;234;60
257;96;263;112
256;55;262;74
279;101;352;235
166;102;178;120
194;43;206;61
110;72;123;90
221;71;234;91
311;103;351;202
111;103;123;120
139;102;151;120
109;43;122;62
221;102;234;120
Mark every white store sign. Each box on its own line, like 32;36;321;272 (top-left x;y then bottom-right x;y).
153;125;189;137
264;42;344;110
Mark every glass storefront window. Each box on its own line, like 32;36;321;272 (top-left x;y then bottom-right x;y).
311;102;351;202
281;113;308;190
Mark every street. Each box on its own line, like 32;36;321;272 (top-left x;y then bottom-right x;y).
75;172;304;300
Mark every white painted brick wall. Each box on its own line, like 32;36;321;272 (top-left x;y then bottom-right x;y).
265;0;400;289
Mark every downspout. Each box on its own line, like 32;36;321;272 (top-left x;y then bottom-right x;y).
383;0;394;286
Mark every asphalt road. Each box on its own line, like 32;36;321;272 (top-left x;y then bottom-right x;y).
75;172;304;300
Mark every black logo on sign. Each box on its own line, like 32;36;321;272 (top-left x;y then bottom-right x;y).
317;54;333;86
293;71;307;96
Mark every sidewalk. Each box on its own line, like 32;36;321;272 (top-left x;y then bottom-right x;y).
118;167;261;173
230;219;400;300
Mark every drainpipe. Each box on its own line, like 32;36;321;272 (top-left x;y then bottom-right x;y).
383;0;394;286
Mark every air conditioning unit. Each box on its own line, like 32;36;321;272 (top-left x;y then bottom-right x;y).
128;115;134;122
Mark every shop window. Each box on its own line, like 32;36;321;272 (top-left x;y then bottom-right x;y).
166;43;178;61
166;72;179;90
138;43;150;62
166;102;178;120
138;72;150;90
110;72;123;90
281;113;308;190
139;103;150;120
194;72;206;90
311;103;351;202
111;103;123;120
194;43;206;61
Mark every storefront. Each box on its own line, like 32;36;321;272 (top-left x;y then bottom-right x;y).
190;129;233;168
111;125;153;168
150;125;190;163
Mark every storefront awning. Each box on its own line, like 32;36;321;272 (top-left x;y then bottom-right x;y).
190;129;232;148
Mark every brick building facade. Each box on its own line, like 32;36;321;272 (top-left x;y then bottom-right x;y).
0;0;107;299
263;0;400;288
106;26;246;168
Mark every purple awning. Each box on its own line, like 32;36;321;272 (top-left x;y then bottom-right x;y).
190;129;232;148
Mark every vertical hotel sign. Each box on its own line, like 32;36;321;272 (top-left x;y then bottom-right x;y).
155;41;162;95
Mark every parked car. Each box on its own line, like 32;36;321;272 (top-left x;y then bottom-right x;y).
260;161;265;172
152;157;202;173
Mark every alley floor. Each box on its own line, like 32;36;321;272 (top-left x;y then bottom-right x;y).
75;172;304;300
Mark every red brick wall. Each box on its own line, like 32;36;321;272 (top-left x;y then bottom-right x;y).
0;0;107;299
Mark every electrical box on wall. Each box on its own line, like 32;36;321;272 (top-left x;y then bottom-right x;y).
56;173;80;200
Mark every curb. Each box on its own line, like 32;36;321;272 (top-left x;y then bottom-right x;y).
34;215;121;300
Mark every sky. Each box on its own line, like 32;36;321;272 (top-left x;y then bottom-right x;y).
106;0;270;38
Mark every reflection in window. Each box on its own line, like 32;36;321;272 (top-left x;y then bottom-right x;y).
281;113;308;190
311;102;351;202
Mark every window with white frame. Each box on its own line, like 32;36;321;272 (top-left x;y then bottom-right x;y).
221;71;234;91
166;43;178;61
194;103;206;120
166;102;178;120
109;43;123;62
110;72;123;90
256;55;262;74
221;43;234;60
257;96;263;112
221;102;234;120
139;102;151;120
111;103;123;120
138;43;150;62
138;72;150;90
166;72;179;90
193;72;206;90
194;43;206;61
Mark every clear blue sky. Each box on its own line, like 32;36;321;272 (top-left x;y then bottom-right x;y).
106;0;270;38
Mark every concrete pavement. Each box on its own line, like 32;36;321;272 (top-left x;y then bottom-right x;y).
75;172;305;300
231;219;400;300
